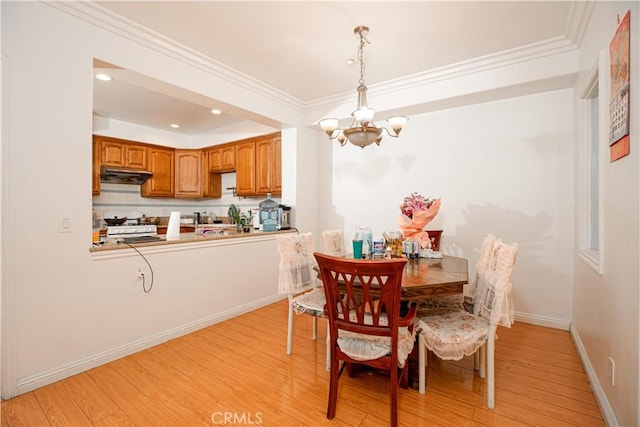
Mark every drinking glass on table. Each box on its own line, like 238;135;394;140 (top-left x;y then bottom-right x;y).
352;239;363;259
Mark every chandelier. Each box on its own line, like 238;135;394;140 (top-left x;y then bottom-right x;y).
319;26;408;148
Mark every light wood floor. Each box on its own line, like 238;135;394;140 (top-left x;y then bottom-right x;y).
2;299;604;426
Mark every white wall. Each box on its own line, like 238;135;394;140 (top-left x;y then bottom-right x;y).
318;90;575;326
572;2;639;426
5;5;636;423
1;2;298;396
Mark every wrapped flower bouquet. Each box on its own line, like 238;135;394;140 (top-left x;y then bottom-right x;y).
398;192;441;249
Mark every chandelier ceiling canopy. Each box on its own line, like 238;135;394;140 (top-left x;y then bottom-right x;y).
319;26;408;148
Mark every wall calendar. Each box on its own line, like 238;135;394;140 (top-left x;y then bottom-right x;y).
609;10;630;162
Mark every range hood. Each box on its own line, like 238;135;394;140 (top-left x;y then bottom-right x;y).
100;165;153;185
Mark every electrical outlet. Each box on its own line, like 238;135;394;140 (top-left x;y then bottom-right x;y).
137;268;144;279
608;357;615;386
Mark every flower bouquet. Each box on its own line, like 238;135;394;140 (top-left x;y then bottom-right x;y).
398;192;441;249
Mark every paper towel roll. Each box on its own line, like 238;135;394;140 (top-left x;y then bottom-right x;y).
166;211;181;241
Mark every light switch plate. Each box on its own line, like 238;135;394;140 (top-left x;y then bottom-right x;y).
60;216;72;233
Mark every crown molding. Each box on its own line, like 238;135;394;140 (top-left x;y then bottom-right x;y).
307;35;579;114
45;1;306;112
564;0;595;48
46;0;592;117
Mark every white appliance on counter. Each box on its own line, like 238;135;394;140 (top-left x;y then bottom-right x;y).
251;208;260;230
106;224;159;243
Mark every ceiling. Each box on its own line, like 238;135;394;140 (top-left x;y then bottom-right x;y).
91;1;576;136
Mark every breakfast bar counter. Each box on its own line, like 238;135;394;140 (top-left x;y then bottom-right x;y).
90;228;297;257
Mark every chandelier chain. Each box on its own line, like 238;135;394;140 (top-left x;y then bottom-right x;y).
358;31;369;86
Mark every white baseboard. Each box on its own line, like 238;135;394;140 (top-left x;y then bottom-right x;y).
515;310;571;330
570;323;618;427
16;293;286;395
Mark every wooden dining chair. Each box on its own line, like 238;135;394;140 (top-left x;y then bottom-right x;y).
417;238;518;409
275;233;326;355
314;253;417;427
425;229;443;251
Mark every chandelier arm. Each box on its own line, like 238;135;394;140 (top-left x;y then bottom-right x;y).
383;127;401;138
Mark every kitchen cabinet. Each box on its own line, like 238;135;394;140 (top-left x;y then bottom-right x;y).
208;143;235;172
272;136;282;193
141;146;175;197
175;150;222;199
98;136;148;170
203;172;222;198
175;150;203;198
255;133;281;195
202;145;222;198
236;132;281;197
92;137;101;195
235;140;256;196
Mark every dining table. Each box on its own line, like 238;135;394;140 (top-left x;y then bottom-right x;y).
399;255;469;301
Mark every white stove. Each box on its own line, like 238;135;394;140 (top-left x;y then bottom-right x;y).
106;224;158;238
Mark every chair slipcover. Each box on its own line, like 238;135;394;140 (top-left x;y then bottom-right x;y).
336;312;415;368
419;270;511;360
420;234;500;315
417;237;518;409
419;240;517;359
275;233;326;356
290;287;326;317
322;229;347;258
276;232;319;295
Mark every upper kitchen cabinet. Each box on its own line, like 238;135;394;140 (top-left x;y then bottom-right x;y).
235;140;256;196
97;135;148;170
236;132;281;197
208;143;235;173
256;133;281;195
175;150;203;198
141;146;175;197
92;137;101;195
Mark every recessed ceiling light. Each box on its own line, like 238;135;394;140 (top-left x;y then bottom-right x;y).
170;124;180;128
95;73;112;81
210;109;222;115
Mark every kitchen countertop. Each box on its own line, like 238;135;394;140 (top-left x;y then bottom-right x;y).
90;228;296;253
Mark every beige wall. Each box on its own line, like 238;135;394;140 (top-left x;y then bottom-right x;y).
571;2;639;426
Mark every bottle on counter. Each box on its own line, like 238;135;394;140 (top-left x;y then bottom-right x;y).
259;193;281;232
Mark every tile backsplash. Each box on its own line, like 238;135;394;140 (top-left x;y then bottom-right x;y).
93;172;279;221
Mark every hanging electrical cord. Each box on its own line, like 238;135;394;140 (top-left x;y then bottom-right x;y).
123;242;154;293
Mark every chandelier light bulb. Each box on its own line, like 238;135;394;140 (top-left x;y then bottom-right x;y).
319;118;339;136
353;107;375;123
387;116;409;135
